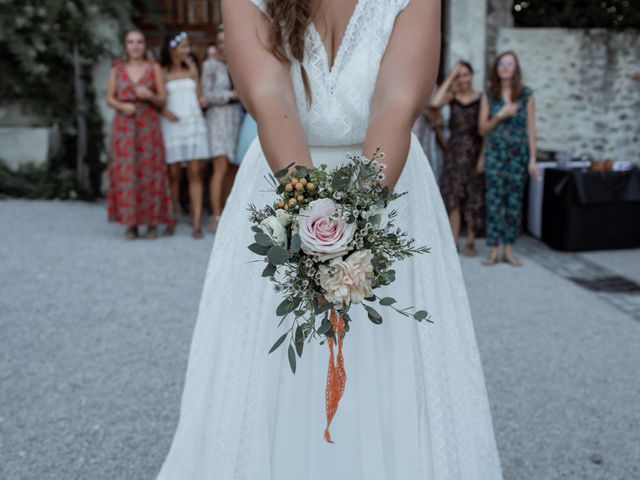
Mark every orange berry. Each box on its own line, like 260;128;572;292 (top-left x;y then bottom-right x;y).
300;178;308;186
291;177;298;185
277;200;285;208
288;198;297;206
306;182;315;191
285;184;293;192
295;183;304;191
297;194;304;202
284;204;289;210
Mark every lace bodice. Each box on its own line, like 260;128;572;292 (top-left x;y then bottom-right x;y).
251;0;411;146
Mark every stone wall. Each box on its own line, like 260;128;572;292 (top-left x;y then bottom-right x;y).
445;0;488;89
496;28;640;162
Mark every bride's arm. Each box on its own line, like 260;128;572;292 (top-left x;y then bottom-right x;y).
363;0;440;189
222;0;313;172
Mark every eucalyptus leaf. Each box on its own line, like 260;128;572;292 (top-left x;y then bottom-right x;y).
262;263;276;278
317;320;332;335
248;243;270;256
295;325;304;357
268;333;287;354
255;232;273;247
295;166;308;178
290;234;302;253
379;297;397;306
288;344;297;374
267;245;289;265
413;310;429;321
364;304;382;324
276;298;296;316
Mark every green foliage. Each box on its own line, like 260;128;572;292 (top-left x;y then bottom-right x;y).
0;0;153;196
0;160;89;200
513;0;640;29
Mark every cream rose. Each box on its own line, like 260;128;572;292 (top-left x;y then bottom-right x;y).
275;208;292;227
260;215;287;247
298;198;355;260
318;250;374;307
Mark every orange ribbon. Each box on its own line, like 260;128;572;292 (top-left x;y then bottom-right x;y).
324;307;346;443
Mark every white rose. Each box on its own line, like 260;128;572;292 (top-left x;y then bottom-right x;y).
275;209;292;227
298;198;356;261
260;215;287;247
318;249;374;307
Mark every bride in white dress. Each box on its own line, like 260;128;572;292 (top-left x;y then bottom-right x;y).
157;0;504;479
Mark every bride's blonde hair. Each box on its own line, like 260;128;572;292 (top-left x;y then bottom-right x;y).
266;0;312;102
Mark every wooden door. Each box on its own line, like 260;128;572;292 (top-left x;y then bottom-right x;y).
139;0;221;64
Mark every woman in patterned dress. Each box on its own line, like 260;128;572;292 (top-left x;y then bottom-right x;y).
431;61;484;256
478;51;539;266
160;32;210;239
106;29;173;240
202;27;243;232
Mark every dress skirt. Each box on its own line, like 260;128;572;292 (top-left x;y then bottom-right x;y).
156;134;503;480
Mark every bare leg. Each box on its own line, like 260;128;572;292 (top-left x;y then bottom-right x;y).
448;208;461;249
187;160;204;238
168;163;182;221
224;164;239;208
464;222;476;256
210;156;229;231
482;245;500;266
503;244;522;267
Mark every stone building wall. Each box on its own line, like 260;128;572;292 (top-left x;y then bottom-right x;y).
496;28;640;163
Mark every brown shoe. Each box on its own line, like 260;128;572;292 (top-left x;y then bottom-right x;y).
125;226;139;240
192;227;204;239
163;225;175;237
145;226;158;240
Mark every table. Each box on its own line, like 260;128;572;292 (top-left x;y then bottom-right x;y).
541;168;640;251
527;161;590;238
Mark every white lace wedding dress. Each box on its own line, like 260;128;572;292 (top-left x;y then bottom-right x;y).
157;1;503;479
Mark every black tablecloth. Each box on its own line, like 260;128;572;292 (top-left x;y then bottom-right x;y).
541;168;640;251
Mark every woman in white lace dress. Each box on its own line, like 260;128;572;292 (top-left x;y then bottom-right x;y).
160;32;210;238
156;1;504;479
201;27;243;232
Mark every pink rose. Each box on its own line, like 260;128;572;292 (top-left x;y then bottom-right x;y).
298;198;355;261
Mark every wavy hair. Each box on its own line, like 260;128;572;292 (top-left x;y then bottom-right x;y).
265;0;313;102
488;50;523;101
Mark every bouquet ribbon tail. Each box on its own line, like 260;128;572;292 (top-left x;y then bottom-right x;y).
324;307;346;443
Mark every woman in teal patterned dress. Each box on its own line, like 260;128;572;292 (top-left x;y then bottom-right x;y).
479;51;539;266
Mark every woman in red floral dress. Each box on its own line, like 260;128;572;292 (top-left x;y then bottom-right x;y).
106;29;174;239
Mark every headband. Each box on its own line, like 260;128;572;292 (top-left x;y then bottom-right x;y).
169;32;188;49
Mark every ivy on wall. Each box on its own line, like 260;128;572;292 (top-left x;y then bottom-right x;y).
0;0;152;197
513;0;640;29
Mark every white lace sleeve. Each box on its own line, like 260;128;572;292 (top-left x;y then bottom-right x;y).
249;0;268;15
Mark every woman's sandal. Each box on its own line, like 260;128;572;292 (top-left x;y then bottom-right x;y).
125;226;139;240
482;253;499;266
145;226;158;240
163;225;175;237
192;227;204;239
502;254;523;267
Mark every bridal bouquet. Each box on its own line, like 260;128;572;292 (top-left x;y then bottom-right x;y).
248;149;430;442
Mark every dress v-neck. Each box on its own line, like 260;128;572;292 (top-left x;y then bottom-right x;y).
309;0;362;74
123;62;151;85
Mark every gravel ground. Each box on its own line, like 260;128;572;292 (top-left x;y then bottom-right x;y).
1;199;639;480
